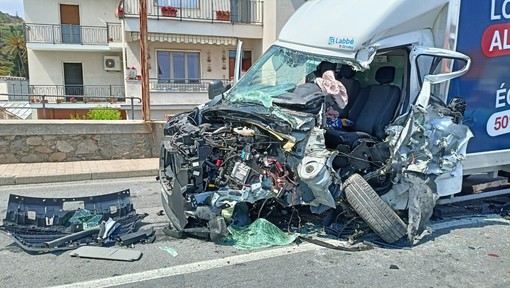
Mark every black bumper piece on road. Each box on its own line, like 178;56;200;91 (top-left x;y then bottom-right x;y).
0;189;146;253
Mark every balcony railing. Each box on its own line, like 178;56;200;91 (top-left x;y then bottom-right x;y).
150;78;233;92
123;0;263;24
25;23;122;45
28;85;125;99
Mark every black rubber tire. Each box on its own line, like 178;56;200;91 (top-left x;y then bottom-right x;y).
344;174;407;243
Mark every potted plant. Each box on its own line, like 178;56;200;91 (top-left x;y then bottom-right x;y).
215;10;231;21
115;7;124;19
56;98;63;104
70;97;77;103
161;6;178;17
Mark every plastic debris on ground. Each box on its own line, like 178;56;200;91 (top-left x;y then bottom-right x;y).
159;246;179;257
70;246;142;262
225;218;298;250
0;189;148;253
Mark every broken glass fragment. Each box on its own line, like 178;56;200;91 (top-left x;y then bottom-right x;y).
226;218;297;250
68;209;103;230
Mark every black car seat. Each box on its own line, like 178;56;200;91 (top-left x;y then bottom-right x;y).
306;61;337;83
325;66;401;148
336;65;360;118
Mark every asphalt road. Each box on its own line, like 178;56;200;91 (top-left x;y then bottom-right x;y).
0;177;509;288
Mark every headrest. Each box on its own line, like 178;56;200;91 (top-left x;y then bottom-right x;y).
339;65;356;79
317;61;337;75
375;66;395;84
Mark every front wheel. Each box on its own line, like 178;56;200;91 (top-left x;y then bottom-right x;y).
344;174;407;243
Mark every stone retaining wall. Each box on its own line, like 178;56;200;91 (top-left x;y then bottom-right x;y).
0;120;165;164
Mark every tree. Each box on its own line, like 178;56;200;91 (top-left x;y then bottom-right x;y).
0;26;28;78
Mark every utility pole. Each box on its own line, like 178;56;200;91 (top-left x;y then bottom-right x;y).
139;0;150;120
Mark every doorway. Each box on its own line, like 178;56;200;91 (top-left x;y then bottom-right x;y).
64;63;84;100
60;4;81;44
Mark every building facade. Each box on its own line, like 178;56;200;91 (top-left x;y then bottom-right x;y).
23;0;306;119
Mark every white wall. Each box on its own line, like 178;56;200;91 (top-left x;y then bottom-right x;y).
23;0;120;26
28;50;124;86
262;0;306;51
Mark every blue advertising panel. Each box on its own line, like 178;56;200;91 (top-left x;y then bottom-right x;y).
449;0;510;153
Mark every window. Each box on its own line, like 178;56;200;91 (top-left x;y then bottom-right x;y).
228;50;252;79
356;51;407;89
157;0;198;8
157;51;200;83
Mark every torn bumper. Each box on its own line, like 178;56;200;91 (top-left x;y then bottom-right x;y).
0;190;146;253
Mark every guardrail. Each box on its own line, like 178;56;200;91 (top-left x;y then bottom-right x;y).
150;78;233;92
25;23;122;45
123;0;263;24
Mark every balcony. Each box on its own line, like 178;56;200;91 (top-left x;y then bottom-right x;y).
149;78;233;93
25;23;122;52
124;78;231;118
123;0;263;24
27;84;125;102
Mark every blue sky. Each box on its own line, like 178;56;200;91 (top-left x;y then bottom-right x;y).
0;0;24;18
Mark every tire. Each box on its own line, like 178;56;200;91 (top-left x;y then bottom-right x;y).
344;174;407;243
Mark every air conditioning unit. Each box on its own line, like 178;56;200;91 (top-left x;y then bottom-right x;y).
104;56;121;71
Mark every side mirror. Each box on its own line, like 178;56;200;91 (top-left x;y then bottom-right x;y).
208;80;229;99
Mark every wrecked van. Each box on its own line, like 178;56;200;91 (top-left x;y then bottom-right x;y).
159;0;510;244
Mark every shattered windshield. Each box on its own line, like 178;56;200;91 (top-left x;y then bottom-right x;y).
226;45;356;107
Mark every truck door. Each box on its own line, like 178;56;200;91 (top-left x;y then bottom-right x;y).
396;46;472;197
409;46;471;108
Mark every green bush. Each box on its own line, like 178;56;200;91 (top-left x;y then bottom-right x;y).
86;106;121;120
70;106;121;120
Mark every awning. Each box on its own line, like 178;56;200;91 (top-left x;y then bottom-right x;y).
130;32;237;46
0;102;32;120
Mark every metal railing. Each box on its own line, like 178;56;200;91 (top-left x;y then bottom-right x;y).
29;85;125;98
25;23;122;45
150;78;233;92
123;0;263;24
4;93;141;120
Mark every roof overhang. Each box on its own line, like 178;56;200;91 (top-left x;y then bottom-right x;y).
130;32;237;46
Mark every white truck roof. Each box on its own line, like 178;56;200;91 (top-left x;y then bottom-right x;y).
276;0;449;58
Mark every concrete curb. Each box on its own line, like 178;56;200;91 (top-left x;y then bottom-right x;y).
0;169;157;186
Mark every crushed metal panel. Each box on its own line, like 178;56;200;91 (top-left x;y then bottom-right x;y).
385;103;473;196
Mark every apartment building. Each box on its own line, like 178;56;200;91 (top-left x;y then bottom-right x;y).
23;0;306;120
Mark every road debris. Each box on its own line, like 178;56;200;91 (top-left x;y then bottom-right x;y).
225;218;297;250
119;228;156;246
159;246;178;257
0;189;148;253
70;246;142;262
